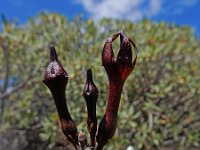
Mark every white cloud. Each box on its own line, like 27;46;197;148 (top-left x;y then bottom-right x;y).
149;0;161;15
76;0;162;21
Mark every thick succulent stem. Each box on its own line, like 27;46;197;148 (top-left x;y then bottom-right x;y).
83;69;99;149
43;44;78;148
97;31;137;149
42;31;137;150
96;80;124;149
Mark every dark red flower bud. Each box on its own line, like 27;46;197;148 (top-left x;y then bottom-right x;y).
97;31;137;149
102;37;117;82
117;30;137;81
117;30;132;65
102;37;114;67
83;69;99;148
43;43;78;147
43;43;68;81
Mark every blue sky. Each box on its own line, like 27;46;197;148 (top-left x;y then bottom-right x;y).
0;0;199;36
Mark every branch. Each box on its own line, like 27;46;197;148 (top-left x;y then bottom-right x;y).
0;82;26;100
1;43;9;93
0;37;10;123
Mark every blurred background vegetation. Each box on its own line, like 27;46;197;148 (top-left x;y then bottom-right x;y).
0;13;200;150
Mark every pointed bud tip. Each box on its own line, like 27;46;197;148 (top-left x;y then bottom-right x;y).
86;69;93;81
83;69;99;98
120;30;129;42
49;43;58;62
106;37;112;43
49;42;55;50
43;43;68;85
119;30;124;34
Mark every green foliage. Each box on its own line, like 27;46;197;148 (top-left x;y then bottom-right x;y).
0;13;200;149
